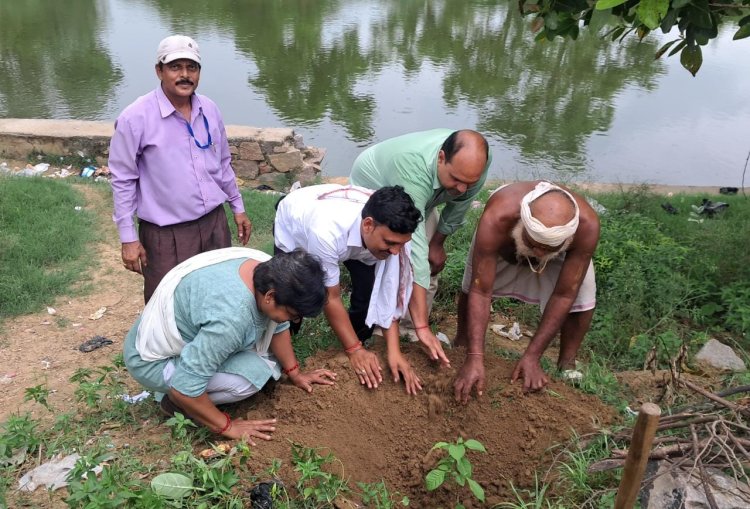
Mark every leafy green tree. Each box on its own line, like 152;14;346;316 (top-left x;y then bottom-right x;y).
519;0;750;75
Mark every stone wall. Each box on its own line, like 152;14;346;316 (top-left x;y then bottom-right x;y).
0;119;325;190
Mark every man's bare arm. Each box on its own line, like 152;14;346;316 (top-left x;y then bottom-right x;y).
323;285;383;388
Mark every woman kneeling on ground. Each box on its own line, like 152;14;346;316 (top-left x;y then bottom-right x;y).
123;248;336;444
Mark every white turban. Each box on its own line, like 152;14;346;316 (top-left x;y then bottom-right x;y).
519;181;579;247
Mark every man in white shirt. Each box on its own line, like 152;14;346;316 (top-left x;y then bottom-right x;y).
274;184;425;394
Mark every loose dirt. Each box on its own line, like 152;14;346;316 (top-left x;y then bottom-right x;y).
239;342;615;507
1;183;624;507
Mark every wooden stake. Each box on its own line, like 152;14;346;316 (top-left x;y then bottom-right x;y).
615;403;661;509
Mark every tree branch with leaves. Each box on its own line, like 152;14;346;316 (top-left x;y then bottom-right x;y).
519;0;750;75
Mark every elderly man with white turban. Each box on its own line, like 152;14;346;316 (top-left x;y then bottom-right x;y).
453;181;600;402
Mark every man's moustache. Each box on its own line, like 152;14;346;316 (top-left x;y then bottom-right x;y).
177;80;193;86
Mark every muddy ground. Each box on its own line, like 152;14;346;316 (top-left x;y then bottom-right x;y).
1;183;689;507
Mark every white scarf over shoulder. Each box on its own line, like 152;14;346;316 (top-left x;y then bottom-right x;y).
313;185;414;327
520;181;579;247
135;247;277;362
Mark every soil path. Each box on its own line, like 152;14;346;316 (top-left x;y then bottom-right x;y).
1;184;619;506
0;184;145;421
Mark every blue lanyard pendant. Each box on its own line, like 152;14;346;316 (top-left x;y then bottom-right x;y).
185;115;212;149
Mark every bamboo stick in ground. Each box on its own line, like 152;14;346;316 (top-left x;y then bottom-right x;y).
615;403;662;509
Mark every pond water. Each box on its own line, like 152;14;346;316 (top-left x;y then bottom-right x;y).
1;0;748;186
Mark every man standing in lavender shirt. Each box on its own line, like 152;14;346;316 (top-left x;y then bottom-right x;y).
109;35;252;303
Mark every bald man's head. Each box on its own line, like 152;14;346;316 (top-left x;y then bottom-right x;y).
437;130;489;196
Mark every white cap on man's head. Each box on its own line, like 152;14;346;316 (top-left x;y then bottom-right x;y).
156;35;201;65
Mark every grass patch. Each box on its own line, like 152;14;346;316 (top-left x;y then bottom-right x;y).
2;180;749;507
0;176;96;321
233;189;285;255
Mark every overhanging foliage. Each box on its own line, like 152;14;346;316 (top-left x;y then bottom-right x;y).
519;0;750;75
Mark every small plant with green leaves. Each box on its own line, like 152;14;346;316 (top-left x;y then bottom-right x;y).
425;437;486;508
358;480;409;508
165;412;198;440
0;413;42;467
24;383;53;411
265;457;282;478
64;450;148;509
291;442;348;507
160;448;243;506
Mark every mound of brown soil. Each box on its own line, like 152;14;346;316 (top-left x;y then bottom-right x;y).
235;340;616;507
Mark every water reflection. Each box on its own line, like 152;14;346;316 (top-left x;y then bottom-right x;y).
146;0;665;177
0;0;746;185
0;0;122;119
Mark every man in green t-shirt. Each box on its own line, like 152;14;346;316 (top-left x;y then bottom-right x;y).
350;129;491;365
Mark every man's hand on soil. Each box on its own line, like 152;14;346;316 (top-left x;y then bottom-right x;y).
387;351;422;396
511;355;550;392
288;368;337;393
223;418;277;445
415;328;451;367
454;356;485;404
348;348;383;389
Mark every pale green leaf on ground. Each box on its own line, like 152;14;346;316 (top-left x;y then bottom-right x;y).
456;456;472;478
151;473;193;499
448;443;465;461
430;441;449;451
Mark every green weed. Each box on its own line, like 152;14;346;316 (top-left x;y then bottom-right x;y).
358;480;410;508
165;412;198;441
27;150;95;170
0;413;42;462
291;442;349;507
576;354;626;409
234;189;284;254
23;383;53;411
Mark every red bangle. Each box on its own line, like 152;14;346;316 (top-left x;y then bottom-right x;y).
414;325;430;331
282;362;299;375
345;342;363;354
212;412;232;434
